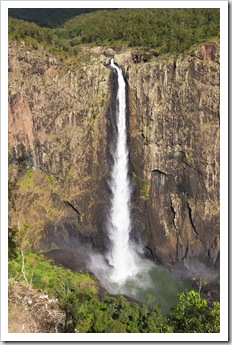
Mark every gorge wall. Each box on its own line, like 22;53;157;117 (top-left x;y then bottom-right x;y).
8;40;220;279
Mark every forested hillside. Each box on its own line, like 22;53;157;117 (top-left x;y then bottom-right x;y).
8;8;112;28
9;8;219;55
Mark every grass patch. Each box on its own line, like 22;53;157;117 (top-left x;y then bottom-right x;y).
8;251;97;295
20;167;33;189
140;178;150;200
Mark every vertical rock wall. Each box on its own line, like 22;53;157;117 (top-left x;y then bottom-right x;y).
8;41;112;253
126;42;220;275
8;40;220;277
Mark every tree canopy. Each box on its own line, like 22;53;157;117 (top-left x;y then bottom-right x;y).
8;248;220;333
9;8;219;56
8;9;114;28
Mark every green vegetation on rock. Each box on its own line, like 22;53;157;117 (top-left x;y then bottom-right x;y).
8;251;96;295
8;164;63;252
140;178;150;199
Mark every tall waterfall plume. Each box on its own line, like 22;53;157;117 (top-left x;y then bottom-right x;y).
106;58;139;286
86;59;189;308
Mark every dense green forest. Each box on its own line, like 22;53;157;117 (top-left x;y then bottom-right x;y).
9;8;219;55
9;248;220;333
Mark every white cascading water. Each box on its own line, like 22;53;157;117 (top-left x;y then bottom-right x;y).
106;59;139;286
87;59;188;309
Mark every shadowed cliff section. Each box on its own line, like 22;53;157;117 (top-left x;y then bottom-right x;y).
8;37;220;281
8;9;114;28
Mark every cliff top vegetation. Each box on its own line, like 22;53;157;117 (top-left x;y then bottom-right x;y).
8;8;111;28
9;8;219;56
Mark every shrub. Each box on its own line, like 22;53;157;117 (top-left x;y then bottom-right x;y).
167;290;220;333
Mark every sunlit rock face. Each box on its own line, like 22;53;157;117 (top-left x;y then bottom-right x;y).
8;40;220;279
8;41;113;256
127;42;220;275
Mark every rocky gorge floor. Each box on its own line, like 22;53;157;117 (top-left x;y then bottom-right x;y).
8;283;65;333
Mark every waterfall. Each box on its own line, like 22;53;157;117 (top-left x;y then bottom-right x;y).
87;59;190;309
106;59;139;286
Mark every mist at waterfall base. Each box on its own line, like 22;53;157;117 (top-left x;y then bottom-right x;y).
87;252;190;314
87;59;190;314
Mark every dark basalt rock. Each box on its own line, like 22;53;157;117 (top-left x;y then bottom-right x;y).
8;40;220;282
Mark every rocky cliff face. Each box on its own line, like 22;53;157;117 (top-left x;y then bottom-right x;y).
8;40;220;279
8;41;112;254
126;42;220;276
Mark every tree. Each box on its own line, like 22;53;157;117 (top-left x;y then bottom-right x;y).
167;290;220;333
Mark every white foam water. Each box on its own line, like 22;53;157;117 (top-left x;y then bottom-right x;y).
106;58;140;286
86;60;192;310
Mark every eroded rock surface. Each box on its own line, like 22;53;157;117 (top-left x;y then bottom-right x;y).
127;42;220;275
8;40;220;279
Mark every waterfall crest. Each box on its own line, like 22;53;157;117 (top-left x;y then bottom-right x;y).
106;59;139;286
